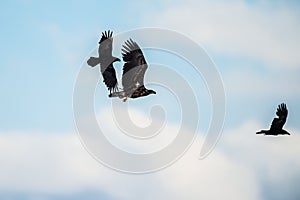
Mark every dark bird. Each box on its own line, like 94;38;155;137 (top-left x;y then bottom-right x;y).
256;103;290;136
109;39;156;101
87;30;120;95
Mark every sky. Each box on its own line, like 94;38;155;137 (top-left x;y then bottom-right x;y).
0;0;300;199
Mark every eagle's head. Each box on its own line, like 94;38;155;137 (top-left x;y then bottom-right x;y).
149;90;156;95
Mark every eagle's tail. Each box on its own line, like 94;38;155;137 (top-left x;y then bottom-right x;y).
109;91;126;100
109;92;117;98
87;57;100;67
256;130;268;135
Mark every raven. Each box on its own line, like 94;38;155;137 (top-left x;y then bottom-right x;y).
109;39;156;101
256;103;290;136
87;30;120;95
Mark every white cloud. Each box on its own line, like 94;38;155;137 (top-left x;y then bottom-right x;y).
220;121;300;200
96;105;178;154
1;118;300;199
157;137;261;200
143;0;300;69
0;131;258;199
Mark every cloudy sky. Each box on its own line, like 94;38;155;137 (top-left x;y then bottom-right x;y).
1;0;300;199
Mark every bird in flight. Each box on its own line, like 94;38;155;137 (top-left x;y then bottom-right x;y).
109;38;156;101
87;30;120;95
256;103;290;136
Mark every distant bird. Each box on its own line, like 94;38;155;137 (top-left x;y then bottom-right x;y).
87;30;120;95
109;39;156;101
256;103;290;136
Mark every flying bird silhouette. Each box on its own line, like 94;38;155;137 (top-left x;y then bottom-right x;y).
109;39;156;101
87;30;120;95
256;103;290;136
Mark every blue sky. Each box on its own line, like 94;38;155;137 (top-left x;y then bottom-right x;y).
1;0;300;199
0;0;299;132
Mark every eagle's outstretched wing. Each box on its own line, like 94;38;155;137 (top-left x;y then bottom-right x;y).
270;103;288;131
121;39;148;91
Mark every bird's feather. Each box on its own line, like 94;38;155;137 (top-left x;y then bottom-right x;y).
87;30;119;94
121;39;148;91
270;103;288;131
87;57;100;67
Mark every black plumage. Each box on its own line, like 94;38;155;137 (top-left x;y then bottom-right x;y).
256;103;290;136
109;39;156;101
87;30;120;95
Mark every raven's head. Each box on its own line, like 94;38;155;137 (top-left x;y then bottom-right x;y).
281;130;291;135
113;57;121;62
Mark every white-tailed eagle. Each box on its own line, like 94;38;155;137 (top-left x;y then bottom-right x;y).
109;39;156;101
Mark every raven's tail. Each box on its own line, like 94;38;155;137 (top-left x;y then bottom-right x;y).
87;57;100;67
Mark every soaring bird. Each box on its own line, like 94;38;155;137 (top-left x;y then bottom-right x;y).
87;30;120;95
256;103;290;136
109;39;156;101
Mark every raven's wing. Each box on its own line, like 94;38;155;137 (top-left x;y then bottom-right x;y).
98;30;113;58
102;64;118;93
121;39;148;91
270;103;288;131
